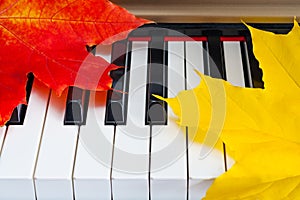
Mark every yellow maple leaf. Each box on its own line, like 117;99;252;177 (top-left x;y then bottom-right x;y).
155;20;300;199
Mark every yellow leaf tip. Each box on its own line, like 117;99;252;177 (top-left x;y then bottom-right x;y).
193;69;205;78
293;17;299;27
242;21;254;31
152;94;165;101
241;19;247;25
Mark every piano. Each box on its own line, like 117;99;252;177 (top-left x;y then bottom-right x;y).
0;1;296;199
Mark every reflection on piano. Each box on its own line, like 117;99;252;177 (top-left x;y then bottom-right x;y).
0;22;293;199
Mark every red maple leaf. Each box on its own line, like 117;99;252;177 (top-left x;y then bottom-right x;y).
0;0;151;125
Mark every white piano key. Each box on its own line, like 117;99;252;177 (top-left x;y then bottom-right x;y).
73;92;113;200
73;44;114;200
151;41;187;200
0;80;50;200
186;41;205;78
34;90;79;200
189;179;215;199
112;41;150;200
223;40;247;170
185;41;225;200
223;41;245;87
185;41;205;88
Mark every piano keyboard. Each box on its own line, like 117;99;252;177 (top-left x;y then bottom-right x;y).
0;24;290;200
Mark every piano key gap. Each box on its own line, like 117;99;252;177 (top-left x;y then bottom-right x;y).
0;127;8;157
110;125;117;200
71;126;82;200
223;143;228;172
185;126;189;200
148;124;153;200
32;89;52;200
183;42;189;200
183;41;187;90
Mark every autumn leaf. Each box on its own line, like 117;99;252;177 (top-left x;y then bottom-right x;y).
0;0;151;125
156;20;300;199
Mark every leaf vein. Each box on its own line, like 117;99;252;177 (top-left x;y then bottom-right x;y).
0;0;19;15
0;22;79;77
0;17;141;24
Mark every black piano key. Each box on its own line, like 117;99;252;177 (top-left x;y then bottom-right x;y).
203;31;225;79
105;40;130;125
110;68;126;91
145;31;168;125
244;35;263;88
106;101;124;123
202;41;210;76
64;87;89;125
86;45;97;55
7;73;34;125
147;102;167;124
7;104;27;125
